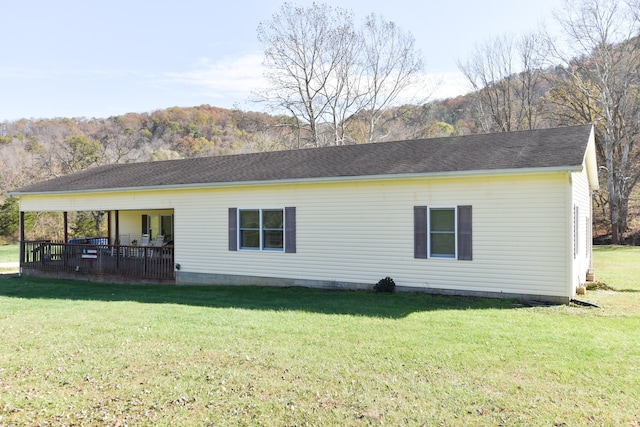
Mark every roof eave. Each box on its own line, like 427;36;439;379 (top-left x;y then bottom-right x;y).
9;165;581;197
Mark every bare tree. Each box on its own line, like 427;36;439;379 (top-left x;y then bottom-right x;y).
256;2;356;147
322;23;364;146
458;33;547;132
255;3;426;146
548;0;640;244
357;14;425;143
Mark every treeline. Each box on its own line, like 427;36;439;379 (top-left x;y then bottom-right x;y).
0;106;284;189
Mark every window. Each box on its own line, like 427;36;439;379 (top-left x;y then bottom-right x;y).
229;207;296;252
239;210;261;249
239;209;283;250
429;208;456;258
414;205;472;260
142;215;173;244
142;214;174;242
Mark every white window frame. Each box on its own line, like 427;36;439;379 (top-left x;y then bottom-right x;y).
428;207;457;259
237;208;285;252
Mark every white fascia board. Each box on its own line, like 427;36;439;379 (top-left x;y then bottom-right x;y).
10;166;579;197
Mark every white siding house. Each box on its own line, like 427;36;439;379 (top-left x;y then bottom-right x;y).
11;125;599;303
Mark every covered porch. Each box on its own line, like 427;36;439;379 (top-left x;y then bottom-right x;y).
18;209;175;283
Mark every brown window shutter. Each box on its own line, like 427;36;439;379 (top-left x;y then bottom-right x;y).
414;206;428;259
457;205;472;260
285;207;296;253
228;208;237;251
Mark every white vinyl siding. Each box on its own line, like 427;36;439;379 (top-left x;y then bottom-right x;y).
571;167;593;292
174;173;572;297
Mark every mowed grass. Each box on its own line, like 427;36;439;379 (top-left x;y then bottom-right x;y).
586;245;640;315
0;248;639;426
0;244;19;260
592;245;640;291
0;244;19;273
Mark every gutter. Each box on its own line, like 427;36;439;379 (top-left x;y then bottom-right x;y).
9;165;582;197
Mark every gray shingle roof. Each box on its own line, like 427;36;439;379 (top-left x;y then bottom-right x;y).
12;125;593;194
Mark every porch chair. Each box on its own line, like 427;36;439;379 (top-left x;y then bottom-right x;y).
152;235;165;247
132;234;150;258
149;235;164;258
117;234;131;256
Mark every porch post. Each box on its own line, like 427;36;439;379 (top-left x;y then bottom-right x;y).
107;211;112;244
115;210;120;244
62;211;69;266
115;210;120;270
19;211;25;265
63;211;69;243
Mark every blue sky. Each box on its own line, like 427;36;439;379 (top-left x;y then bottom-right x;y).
0;0;562;121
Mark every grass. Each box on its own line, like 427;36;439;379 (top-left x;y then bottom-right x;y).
584;245;640;315
0;244;18;259
591;245;640;291
0;247;639;425
0;244;19;273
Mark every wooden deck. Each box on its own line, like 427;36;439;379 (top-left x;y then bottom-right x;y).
20;240;175;282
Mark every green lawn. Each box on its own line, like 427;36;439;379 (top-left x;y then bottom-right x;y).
0;244;19;273
0;247;638;425
0;243;18;261
592;245;640;291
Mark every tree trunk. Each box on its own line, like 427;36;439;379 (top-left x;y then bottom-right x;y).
606;156;621;244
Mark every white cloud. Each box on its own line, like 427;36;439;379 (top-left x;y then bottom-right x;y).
164;54;267;102
427;71;473;100
163;54;472;110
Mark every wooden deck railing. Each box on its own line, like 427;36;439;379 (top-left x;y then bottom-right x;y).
20;240;175;280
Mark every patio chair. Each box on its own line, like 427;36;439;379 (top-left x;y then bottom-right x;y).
129;234;150;258
117;234;131;257
148;235;165;258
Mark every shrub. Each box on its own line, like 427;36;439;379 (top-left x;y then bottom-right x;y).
374;276;396;293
